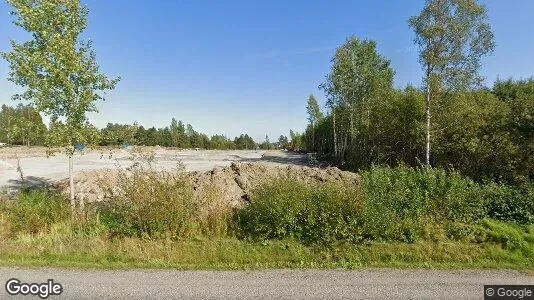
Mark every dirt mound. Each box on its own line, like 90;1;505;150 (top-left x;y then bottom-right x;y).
195;163;360;207
60;163;360;208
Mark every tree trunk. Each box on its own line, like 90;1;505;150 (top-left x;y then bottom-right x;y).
425;79;431;166
311;124;315;152
350;107;354;144
69;154;75;210
342;131;348;165
332;110;338;160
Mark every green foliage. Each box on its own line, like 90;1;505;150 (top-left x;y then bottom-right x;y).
319;36;395;164
209;134;236;150
305;85;426;167
0;169;532;269
278;135;289;149
46;120;101;147
100;123;138;146
299;4;526;184
362;167;533;227
374;86;426;166
0;190;71;235
170;118;187;148
408;0;495;165
259;135;275;150
2;0;120;147
493;78;534;183
96;169;198;238
444;219;534;257
0;104;46;146
236;178;363;244
360;167;487;242
308;71;533;185
97;118;256;149
408;0;495;91
233;134;257;150
306;94;324;126
237;167;533;245
483;183;534;224
288;130;303;151
479;219;533;255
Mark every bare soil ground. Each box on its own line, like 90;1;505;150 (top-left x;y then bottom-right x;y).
66;160;359;207
0;148;358;206
0;147;265;190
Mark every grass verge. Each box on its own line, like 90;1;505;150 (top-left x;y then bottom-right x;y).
0;237;532;270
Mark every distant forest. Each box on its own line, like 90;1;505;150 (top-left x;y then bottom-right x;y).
0;106;301;151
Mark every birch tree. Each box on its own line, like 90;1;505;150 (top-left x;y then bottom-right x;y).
2;0;120;209
320;36;393;164
409;0;494;165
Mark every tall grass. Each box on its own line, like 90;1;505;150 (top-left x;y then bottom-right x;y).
0;166;531;269
95;165;231;239
0;190;71;236
96;170;197;238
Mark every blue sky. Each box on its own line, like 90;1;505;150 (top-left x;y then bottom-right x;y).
1;0;533;142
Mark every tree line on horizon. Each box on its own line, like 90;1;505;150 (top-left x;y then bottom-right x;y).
0;108;303;151
300;0;533;186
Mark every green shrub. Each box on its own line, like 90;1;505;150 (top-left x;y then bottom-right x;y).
238;167;501;244
0;190;71;235
96;169;198;238
483;183;534;224
236;177;363;244
95;200;138;237
445;222;485;242
360;166;486;242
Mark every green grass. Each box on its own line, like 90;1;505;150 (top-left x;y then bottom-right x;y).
0;237;532;270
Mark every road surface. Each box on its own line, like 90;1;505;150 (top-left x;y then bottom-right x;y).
0;268;532;299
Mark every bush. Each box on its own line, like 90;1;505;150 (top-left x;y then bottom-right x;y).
237;167;530;245
0;190;71;235
236;177;363;244
96;169;198;238
483;183;534;224
360;166;486;242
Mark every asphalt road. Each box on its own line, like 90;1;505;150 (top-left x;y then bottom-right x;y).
0;268;532;299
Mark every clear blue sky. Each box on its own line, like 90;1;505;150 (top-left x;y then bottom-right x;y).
1;0;533;142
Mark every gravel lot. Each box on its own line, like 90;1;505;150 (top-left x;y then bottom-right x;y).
0;149;309;191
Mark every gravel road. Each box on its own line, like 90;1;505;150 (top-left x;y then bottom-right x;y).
0;268;532;299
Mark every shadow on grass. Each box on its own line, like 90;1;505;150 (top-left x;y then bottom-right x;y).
5;176;61;195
